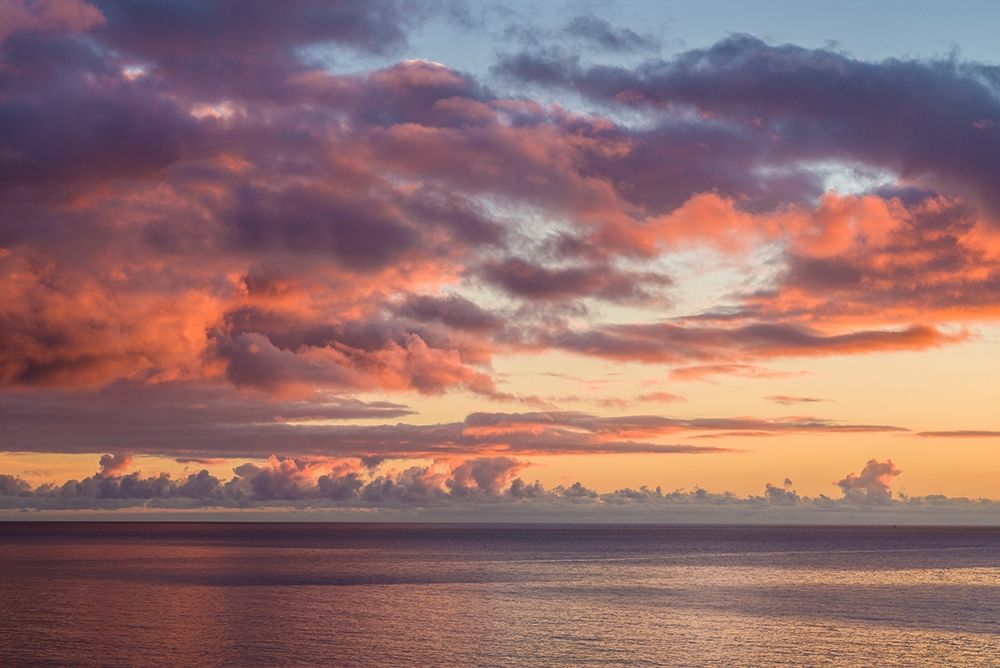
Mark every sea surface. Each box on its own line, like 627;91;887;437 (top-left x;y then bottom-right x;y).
0;523;998;666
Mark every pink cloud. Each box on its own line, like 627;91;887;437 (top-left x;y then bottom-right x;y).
836;459;902;504
0;0;104;41
98;453;134;477
5;6;1000;477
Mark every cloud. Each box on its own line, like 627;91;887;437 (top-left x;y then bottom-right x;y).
488;36;1000;341
0;382;415;457
91;0;425;105
448;456;525;495
562;16;660;54
223;184;421;270
0;18;513;397
763;482;800;506
670;365;799;382
494;34;1000;213
636;391;685;403
5;6;1000;481
0;474;31;496
0;387;757;458
536;321;958;367
835;459;902;504
98;453;134;477
393;294;504;332
481;257;670;304
502;13;660;56
16;454;530;506
229;456;340;501
767;395;826;405
0;386;898;461
211;329;499;397
917;430;1000;438
461;410;903;435
552;390;685;410
5;18;999;405
3;456;997;525
740;194;1000;326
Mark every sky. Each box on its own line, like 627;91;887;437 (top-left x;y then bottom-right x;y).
2;0;1000;521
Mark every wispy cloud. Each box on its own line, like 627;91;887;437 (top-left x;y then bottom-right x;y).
767;395;827;405
917;430;1000;438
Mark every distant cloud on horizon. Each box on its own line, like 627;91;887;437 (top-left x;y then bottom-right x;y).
3;455;997;525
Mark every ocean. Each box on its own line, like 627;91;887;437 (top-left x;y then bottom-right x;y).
0;523;997;666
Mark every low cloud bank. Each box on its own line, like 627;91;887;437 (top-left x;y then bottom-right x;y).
2;457;998;524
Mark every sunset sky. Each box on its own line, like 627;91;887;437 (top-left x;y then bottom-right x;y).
2;0;1000;520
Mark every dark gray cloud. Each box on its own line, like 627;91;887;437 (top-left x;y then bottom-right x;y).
502;14;660;56
392;294;504;332
0;387;902;460
563;16;660;54
0;474;31;496
532;321;955;364
0;386;750;458
224;185;421;270
495;34;1000;216
481;257;670;303
97;0;416;51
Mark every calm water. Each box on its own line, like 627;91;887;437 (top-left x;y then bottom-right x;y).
0;523;998;666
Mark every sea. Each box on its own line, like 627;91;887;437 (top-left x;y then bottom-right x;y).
0;523;997;666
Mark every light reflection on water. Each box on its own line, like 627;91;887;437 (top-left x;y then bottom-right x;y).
0;523;998;666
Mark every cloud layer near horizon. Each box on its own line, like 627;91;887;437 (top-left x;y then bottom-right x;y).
5;455;996;523
0;382;910;458
3;1;1000;507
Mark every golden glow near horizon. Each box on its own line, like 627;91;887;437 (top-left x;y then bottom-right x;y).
7;328;1000;500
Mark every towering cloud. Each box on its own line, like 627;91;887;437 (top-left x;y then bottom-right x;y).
836;459;902;504
97;454;134;477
